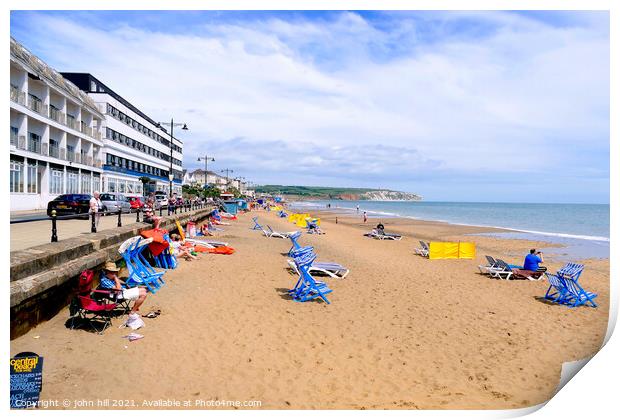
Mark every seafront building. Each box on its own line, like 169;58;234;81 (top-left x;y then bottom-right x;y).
10;38;106;211
10;38;185;212
61;73;184;198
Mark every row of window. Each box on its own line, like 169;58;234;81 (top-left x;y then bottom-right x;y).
105;127;182;166
106;103;183;154
106;153;168;178
105;153;183;181
10;160;100;195
106;178;144;194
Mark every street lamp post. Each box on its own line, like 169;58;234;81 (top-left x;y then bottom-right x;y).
157;118;188;198
197;154;215;188
220;168;234;188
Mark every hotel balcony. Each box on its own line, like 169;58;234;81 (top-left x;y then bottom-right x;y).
11;85;102;142
27;94;48;117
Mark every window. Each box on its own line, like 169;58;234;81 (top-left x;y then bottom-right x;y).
67;172;79;194
93;174;101;192
127;183;134;193
108;178;116;193
50;169;63;194
119;181;126;193
28;132;41;153
11;126;18;146
81;173;92;194
10;161;23;193
27;163;38;193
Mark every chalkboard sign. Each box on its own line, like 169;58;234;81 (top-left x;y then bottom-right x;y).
10;352;44;409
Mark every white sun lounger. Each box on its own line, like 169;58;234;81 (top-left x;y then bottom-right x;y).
414;240;429;257
262;225;297;239
286;259;350;279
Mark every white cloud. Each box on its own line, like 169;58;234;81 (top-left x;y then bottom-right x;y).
12;11;609;200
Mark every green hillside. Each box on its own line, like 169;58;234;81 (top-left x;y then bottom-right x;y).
255;185;383;197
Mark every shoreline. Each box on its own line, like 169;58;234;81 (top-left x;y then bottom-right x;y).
288;201;611;244
289;205;610;263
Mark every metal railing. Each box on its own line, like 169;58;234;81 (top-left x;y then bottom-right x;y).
10;86;26;105
10;202;212;244
27;138;41;154
49;107;66;125
49;145;59;158
27;94;48;116
11;132;18;146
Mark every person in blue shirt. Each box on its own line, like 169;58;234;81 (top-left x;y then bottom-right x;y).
523;249;546;272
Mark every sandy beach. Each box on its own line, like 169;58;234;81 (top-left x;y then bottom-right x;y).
10;209;609;410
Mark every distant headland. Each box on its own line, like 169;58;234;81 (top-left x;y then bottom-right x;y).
254;185;422;201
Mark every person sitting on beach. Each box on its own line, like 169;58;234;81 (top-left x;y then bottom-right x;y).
376;223;385;236
99;261;148;327
143;197;162;229
169;234;198;261
200;223;214;236
523;249;547;273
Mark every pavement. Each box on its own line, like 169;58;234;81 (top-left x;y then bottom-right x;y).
11;212;147;251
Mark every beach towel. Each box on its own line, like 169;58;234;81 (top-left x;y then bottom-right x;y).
205;246;235;255
511;268;544;280
140;228;169;256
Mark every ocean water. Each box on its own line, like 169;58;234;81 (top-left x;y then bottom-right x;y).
290;200;610;260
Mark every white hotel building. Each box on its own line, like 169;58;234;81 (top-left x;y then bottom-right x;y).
61;73;184;199
9;38;184;212
10;38;105;211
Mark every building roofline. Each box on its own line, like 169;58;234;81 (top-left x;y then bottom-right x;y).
10;37;104;119
60;72;183;144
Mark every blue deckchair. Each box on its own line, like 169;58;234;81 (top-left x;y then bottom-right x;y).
277;210;288;218
251;216;263;230
152;234;177;270
563;276;597;307
544;274;569;303
119;237;163;293
288;231;306;256
289;253;332;304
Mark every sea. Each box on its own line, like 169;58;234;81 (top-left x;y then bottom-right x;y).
289;200;610;261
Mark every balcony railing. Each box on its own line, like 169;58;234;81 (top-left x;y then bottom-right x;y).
18;136;26;150
42;142;49;156
49;107;66;125
10;85;26;105
60;148;66;160
49;145;59;158
10;132;18;146
95;159;102;168
86;156;93;166
27;139;41;154
27;94;48;116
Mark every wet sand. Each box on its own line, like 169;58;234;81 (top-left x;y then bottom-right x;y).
10;209;609;409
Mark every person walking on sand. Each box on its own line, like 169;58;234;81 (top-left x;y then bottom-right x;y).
356;205;360;214
89;191;102;228
363;211;368;223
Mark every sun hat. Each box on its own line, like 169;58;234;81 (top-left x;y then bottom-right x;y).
104;261;120;272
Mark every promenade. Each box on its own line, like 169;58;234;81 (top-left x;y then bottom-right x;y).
10;209;190;252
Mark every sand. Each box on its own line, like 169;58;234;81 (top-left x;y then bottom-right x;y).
10;209;609;409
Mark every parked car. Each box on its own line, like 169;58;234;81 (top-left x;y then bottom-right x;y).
155;194;168;207
126;195;145;209
100;193;132;213
47;194;92;217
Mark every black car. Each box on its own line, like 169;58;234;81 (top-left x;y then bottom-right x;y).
47;194;92;217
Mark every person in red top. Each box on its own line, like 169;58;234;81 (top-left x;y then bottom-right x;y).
143;196;162;229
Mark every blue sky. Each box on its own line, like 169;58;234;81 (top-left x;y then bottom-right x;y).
11;10;610;203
